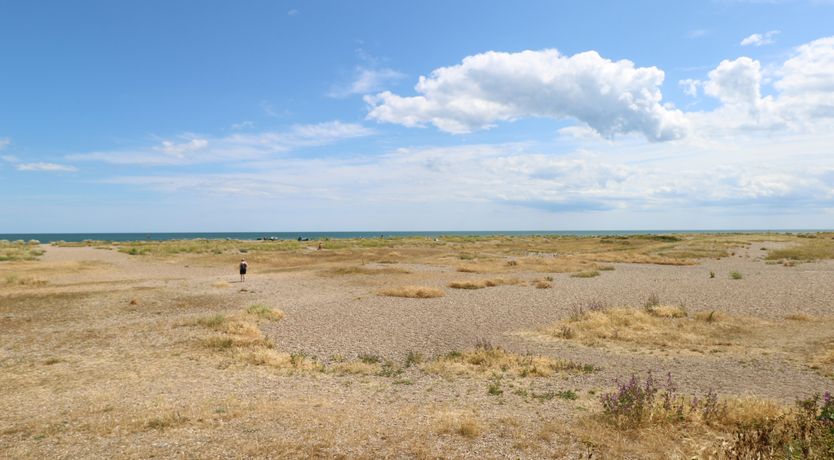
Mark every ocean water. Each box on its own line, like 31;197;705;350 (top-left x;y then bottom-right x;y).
0;230;822;243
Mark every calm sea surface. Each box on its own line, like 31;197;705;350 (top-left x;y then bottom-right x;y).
0;230;824;243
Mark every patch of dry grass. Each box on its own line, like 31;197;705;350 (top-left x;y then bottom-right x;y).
329;361;381;375
432;411;482;438
571;270;600;278
378;286;445;298
785;313;812;321
3;273;48;286
246;304;285;321
323;266;411;276
766;235;834;261
422;346;593;378
192;308;326;372
541;307;754;350
645;304;688;318
447;278;521;290
534;279;552;289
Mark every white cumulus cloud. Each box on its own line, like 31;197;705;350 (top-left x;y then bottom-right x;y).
365;49;689;142
704;57;765;109
774;36;834;122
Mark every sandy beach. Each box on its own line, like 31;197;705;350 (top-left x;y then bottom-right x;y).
1;235;833;458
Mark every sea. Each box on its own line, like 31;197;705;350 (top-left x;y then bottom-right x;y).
0;230;824;244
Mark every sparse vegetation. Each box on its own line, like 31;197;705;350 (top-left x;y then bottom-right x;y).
571;270;600;278
6;232;834;459
422;346;594;378
0;240;45;261
730;271;743;280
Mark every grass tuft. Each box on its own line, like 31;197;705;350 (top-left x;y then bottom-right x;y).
246;304;285;321
571;270;600;278
378;286;444;298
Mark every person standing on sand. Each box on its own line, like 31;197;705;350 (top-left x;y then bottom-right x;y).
239;259;248;282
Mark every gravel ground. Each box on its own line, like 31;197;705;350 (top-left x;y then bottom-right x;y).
2;242;832;459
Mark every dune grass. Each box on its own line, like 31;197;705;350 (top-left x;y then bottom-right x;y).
571;270;600;278
0;240;45;261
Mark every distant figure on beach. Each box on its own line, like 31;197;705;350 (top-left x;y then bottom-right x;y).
317;242;322;250
239;259;248;282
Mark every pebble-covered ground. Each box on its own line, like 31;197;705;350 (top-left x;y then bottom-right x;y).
1;240;832;459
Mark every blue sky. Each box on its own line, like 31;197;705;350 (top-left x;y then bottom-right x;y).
2;0;834;232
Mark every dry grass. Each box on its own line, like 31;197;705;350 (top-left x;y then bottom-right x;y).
785;313;812;321
447;277;521;289
572;396;797;459
766;235;834;261
433;411;482;438
571;270;600;278
422;347;593;378
3;273;48;286
540;307;754;350
645;304;687;318
323;266;411;276
191;307;326;372
809;340;834;376
534;279;552;289
378;286;445;298
329;361;381;375
246;304;285;321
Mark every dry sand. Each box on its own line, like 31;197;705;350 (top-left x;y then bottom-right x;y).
1;238;833;458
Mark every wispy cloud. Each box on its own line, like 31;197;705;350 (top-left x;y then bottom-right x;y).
2;153;77;172
102;131;834;214
740;30;780;46
329;49;406;98
687;29;710;39
16;162;78;172
0;138;10;150
68;121;376;166
230;120;254;130
329;67;405;98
